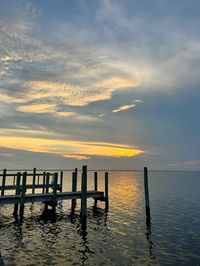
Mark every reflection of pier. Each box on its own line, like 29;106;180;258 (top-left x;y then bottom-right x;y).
0;166;109;219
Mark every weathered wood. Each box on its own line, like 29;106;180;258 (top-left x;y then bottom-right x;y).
32;168;36;194
20;172;27;217
94;172;98;207
42;172;46;193
1;169;7;196
94;172;98;191
81;165;87;218
13;172;21;216
52;173;58;205
144;167;151;219
0;191;104;205
45;172;50;193
105;172;109;210
13;175;16;185
60;171;63;192
71;172;77;209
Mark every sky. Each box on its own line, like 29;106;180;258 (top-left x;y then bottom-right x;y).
0;0;200;170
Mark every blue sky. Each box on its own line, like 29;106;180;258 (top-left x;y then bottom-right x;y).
0;0;200;170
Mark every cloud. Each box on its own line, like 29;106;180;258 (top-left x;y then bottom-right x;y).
62;154;90;160
17;103;56;113
112;104;136;113
0;130;145;159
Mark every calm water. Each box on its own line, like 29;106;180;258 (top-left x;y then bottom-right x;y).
0;171;200;265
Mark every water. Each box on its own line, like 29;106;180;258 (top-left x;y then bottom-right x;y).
0;171;200;265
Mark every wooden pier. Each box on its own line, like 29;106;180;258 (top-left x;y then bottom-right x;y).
0;165;109;218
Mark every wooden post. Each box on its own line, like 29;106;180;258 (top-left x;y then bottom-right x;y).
144;167;151;220
13;175;16;185
81;165;87;218
71;172;77;210
46;172;50;193
94;172;98;207
13;172;21;216
1;169;6;196
32;168;36;194
20;172;27;217
60;171;63;192
42;171;46;193
52;173;58;208
105;172;109;211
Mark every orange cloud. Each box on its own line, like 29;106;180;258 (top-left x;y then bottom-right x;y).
0;134;144;159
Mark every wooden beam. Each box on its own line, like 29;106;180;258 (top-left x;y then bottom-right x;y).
1;169;6;196
81;165;87;218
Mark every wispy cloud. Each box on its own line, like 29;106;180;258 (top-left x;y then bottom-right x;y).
0;132;145;159
112;104;136;113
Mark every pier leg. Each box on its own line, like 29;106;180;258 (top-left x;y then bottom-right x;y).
45;172;50;194
20;172;27;218
71;172;77;211
60;171;63;192
1;169;7;196
144;167;151;220
13;172;21;216
52;173;58;211
32;168;36;194
105;172;109;211
94;172;98;207
13;175;16;185
81;165;87;219
42;172;46;194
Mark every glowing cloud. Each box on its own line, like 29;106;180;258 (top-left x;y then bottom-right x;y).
112;104;136;113
17;103;56;113
0;133;145;159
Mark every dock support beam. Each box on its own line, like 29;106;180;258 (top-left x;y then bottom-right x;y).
60;171;63;192
94;172;98;207
42;172;46;194
1;169;6;196
71;171;77;210
144;167;151;220
20;172;27;218
32;168;36;194
81;165;87;218
105;172;109;211
52;172;58;211
13;172;21;216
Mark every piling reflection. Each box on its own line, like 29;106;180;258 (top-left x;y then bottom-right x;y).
145;217;156;261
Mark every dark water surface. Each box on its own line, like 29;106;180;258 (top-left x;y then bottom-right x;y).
0;171;200;265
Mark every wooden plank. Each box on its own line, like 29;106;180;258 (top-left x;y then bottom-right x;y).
0;190;104;205
32;168;36;194
0;184;57;190
1;169;7;196
81;165;87;218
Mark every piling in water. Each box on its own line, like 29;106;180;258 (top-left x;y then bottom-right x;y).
144;167;151;220
105;172;109;211
20;172;27;218
81;165;87;218
13;172;21;216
